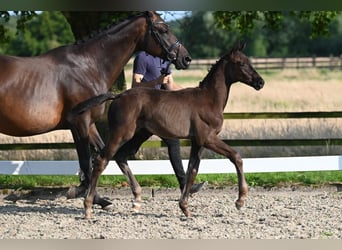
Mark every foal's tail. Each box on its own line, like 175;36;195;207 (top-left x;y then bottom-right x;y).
71;92;118;115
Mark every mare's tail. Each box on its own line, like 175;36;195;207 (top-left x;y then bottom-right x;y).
71;92;117;115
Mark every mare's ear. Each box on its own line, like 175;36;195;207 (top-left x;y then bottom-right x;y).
146;11;156;18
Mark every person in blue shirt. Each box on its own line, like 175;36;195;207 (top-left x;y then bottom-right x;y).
132;51;182;90
114;51;205;194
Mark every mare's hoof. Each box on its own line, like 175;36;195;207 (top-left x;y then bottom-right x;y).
181;208;191;217
102;204;114;211
66;187;84;199
190;181;208;194
98;198;113;210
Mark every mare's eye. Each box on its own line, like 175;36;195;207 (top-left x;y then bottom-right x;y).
156;22;169;33
239;62;245;67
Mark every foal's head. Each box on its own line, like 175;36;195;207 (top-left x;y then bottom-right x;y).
226;42;264;90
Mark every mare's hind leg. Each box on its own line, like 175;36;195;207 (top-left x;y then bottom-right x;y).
204;134;248;209
179;143;203;217
113;129;153;212
89;124;113;210
68;124;113;210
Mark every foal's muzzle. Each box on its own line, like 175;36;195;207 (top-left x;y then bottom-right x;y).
253;78;265;90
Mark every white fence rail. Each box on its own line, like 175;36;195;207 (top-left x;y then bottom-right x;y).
1;155;341;175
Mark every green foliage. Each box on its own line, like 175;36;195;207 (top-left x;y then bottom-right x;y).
172;11;240;58
213;11;339;38
1;12;74;56
1;11;342;59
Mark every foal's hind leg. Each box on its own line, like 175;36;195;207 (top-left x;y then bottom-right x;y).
113;129;152;212
89;124;114;210
84;128;134;219
204;135;248;209
115;159;142;212
179;143;203;217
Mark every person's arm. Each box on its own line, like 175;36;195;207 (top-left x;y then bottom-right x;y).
161;74;183;90
131;73;165;88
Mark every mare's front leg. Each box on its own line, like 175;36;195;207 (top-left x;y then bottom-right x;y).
204;134;248;209
179;143;203;217
67;124;92;200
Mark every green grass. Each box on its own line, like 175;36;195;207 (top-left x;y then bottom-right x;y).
1;171;342;190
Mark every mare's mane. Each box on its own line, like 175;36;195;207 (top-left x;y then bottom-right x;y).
74;12;145;45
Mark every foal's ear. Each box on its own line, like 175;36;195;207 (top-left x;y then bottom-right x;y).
231;41;247;54
239;41;247;51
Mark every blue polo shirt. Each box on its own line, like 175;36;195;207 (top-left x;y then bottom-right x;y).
133;52;171;89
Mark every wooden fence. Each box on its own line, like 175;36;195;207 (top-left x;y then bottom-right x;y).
189;56;342;70
1;111;341;151
1;111;342;175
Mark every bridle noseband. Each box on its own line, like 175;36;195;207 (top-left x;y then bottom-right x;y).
145;12;182;62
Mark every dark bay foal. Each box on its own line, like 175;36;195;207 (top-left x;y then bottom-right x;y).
72;42;264;218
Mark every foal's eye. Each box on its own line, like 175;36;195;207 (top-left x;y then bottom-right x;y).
239;62;245;67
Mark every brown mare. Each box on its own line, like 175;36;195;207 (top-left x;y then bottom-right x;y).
71;42;265;218
0;11;191;209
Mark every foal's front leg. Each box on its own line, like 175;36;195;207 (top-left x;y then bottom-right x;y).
179;143;203;217
204;135;248;209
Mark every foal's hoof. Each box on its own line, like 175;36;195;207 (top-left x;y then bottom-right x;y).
235;199;245;210
84;211;92;220
132;201;142;213
179;202;191;217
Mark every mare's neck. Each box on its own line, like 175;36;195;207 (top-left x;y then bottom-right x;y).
78;16;146;91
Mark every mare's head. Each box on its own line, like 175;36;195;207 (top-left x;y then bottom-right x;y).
141;11;192;69
226;42;264;90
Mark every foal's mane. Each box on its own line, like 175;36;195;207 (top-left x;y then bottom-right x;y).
74;12;146;45
198;53;230;88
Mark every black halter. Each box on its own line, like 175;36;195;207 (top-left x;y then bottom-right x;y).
145;12;181;62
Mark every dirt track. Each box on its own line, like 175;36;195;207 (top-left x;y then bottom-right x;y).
0;185;341;239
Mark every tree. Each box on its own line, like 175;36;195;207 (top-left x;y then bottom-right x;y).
2;12;74;56
213;11;340;38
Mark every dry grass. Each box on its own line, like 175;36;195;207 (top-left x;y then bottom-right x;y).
1;67;342;160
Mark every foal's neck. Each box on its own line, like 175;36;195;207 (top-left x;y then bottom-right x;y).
200;58;232;111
